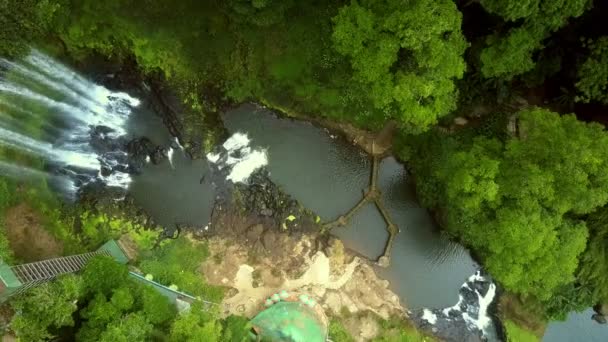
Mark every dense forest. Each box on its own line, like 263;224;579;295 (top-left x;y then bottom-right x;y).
1;0;608;341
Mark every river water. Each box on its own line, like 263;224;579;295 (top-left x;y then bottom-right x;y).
221;104;478;309
2;51;604;341
128;103;607;341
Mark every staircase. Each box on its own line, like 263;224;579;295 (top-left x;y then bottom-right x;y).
0;240;128;301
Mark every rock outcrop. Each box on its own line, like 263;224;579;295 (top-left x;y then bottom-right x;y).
411;271;498;342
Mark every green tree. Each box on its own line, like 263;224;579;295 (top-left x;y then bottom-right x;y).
221;315;252;342
332;0;467;132
99;313;154;342
82;255;129;296
169;303;223;342
227;0;295;27
0;0;69;57
408;108;608;299
479;0;591;79
576;36;608;104
141;285;176;325
577;206;608;304
10;274;83;341
139;237;223;301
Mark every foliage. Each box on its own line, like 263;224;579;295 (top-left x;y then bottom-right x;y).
577;206;608;304
541;282;593;320
576;36;608;104
332;0;467;132
221;315;252;342
10;274;83;341
0;224;13;264
139;237;224;302
371;316;432;342
169;303;223;342
479;0;591;79
329;319;355;342
82;255;129;296
0;181;14;263
98;313;154;342
497;292;547;338
77;211;161;251
9;255;246;341
0;0;69;57
504;320;539;342
408;107;608;300
227;0;295;27
480;27;541;79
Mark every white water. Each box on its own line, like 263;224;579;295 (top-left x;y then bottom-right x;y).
168;147;174;168
0;49;140;194
422;309;438;325
439;271;497;336
207;132;268;183
173;136;184;150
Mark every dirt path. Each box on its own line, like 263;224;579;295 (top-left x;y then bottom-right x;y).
4;203;63;262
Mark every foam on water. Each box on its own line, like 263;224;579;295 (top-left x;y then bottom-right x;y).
439;271;497;335
422;309;438;325
167;147;174;168
207;132;268;183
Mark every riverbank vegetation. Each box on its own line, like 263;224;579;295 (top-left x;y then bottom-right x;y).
9;255;249;341
2;0;608;340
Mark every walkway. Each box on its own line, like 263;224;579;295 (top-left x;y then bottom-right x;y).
322;130;400;267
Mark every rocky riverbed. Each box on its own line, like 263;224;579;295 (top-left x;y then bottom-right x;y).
75;56;504;341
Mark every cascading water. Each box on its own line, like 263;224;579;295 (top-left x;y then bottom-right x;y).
0;49;140;196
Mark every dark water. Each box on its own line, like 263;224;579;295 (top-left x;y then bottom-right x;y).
543;309;607;342
128;102;607;341
126;100;215;228
222;104;477;309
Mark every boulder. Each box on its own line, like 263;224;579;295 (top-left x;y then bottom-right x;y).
126;137;157;173
594;303;608;316
453;117;468;126
246;224;265;242
592;314;607;325
261;230;277;250
90;125;125;153
150;146;168;164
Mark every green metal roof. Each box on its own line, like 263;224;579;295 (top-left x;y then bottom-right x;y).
97;240;129;264
251;301;327;342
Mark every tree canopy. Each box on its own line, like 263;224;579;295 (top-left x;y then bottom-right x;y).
478;0;592;79
332;0;467;132
576;36;608;104
409;108;608;300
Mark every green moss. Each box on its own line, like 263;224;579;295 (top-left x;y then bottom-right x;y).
138;237;224;302
328;319;354;342
372;316;435;342
504;320;540;342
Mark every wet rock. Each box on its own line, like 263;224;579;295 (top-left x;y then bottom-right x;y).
247;224;264;242
454;117;468;126
151;146;168;164
252;240;266;256
594;303;608;316
411;270;497;342
261;230;277;250
89;125;126;153
592;314;607;325
126;137;156;157
231;169;317;233
125;137;156;173
260;208;274;217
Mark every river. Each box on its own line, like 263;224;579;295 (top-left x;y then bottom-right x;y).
1;51;604;341
127;102;608;341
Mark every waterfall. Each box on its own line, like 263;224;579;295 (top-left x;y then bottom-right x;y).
0;49;140;196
